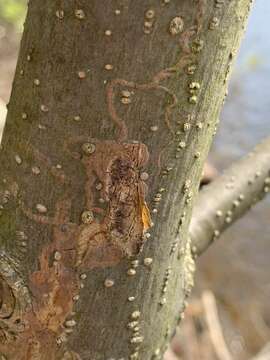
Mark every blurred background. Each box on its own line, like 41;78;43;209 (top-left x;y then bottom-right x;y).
0;1;269;359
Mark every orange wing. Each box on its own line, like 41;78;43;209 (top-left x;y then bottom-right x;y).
141;201;152;232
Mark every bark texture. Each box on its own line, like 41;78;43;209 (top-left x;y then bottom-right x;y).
0;0;253;359
190;136;270;256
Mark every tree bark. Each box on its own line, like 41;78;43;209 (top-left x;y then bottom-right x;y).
0;0;253;359
190;136;270;256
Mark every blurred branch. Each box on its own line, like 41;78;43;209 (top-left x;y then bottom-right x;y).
252;343;270;360
0;98;7;142
190;136;270;256
202;290;233;360
163;347;180;360
176;315;201;360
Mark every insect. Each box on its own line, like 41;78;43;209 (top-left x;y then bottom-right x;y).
63;137;152;268
0;131;152;358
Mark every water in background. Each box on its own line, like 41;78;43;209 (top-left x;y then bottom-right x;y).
0;1;269;357
197;1;270;357
213;0;270;163
207;0;270;273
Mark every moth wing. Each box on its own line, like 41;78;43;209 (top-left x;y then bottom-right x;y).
141;201;152;232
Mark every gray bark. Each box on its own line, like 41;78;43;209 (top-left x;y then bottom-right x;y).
190;136;270;256
0;0;253;359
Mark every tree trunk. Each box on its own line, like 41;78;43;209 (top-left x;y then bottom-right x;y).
0;1;253;359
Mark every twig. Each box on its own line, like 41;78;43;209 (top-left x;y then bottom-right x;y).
202;290;233;360
0;97;7;141
251;343;270;360
178;315;201;360
190;136;270;256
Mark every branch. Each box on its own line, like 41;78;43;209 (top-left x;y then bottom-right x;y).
202;290;233;360
190;136;270;256
0;97;6;141
252;343;270;360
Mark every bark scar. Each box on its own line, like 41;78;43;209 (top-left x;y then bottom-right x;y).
105;20;200;170
0;138;151;358
63;138;151;268
0;1;206;357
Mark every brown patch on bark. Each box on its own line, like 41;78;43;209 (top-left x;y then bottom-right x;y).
64;139;151;268
28;244;78;333
0;236;79;359
0;0;208;357
1;138;150;358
